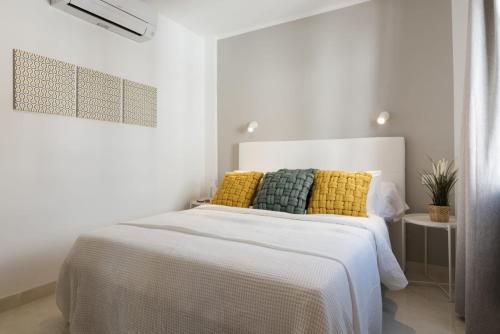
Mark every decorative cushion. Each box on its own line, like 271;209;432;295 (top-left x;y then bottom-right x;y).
211;171;263;208
307;170;372;217
253;169;315;214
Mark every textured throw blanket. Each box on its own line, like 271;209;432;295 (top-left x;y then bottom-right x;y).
56;205;407;334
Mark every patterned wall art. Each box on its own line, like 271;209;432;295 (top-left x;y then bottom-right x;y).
13;49;76;117
12;49;157;128
77;67;122;123
123;80;157;128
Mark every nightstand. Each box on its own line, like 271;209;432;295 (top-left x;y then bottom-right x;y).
190;198;211;209
402;213;456;300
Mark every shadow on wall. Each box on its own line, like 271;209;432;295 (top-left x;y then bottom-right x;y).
232;143;239;172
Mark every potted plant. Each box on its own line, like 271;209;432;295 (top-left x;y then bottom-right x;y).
421;158;458;222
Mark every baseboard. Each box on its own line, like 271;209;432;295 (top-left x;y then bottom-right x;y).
0;282;56;313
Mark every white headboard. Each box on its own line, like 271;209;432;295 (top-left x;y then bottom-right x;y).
239;137;406;200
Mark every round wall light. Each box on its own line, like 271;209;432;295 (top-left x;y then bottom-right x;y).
377;111;390;125
247;121;259;133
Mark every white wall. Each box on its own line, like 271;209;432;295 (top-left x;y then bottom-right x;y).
0;0;211;298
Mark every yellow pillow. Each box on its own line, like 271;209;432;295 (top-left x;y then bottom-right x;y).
211;171;264;208
307;170;372;217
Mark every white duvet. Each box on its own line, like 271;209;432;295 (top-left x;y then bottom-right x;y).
56;205;407;334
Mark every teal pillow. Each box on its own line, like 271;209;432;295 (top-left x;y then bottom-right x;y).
253;169;315;214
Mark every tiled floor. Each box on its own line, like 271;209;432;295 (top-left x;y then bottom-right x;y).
384;285;465;334
0;294;67;334
0;283;465;334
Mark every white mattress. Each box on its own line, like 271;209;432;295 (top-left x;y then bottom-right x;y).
56;205;407;334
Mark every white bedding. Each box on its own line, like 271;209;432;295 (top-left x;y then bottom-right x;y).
56;205;407;334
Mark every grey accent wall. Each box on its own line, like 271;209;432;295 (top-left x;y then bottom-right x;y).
217;0;454;265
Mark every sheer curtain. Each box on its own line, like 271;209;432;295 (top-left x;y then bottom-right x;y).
455;0;500;332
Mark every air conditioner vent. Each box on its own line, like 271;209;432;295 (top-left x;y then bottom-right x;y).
51;0;157;42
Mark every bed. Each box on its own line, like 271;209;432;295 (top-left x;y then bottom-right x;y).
56;137;408;334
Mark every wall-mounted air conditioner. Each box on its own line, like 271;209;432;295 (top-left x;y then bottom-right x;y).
51;0;157;42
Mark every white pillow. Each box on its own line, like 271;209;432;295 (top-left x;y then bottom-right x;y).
366;170;382;213
375;181;409;221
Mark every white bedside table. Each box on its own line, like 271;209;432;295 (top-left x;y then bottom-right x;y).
190;199;211;209
402;213;457;300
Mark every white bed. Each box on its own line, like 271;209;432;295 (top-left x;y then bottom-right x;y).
56;137;408;334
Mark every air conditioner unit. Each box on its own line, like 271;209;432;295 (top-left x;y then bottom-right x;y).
51;0;157;42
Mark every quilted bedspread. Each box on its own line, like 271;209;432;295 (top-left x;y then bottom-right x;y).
56;205;407;334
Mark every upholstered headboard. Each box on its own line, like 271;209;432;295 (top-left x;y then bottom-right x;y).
239;137;406;200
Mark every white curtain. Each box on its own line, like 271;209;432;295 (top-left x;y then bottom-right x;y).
455;0;500;332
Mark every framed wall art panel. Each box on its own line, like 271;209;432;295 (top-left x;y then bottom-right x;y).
77;67;122;123
123;80;157;128
13;49;76;117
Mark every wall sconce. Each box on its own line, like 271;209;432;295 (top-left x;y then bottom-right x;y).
376;111;390;125
247;121;259;133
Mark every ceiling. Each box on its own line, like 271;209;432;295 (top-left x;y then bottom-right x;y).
144;0;370;39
